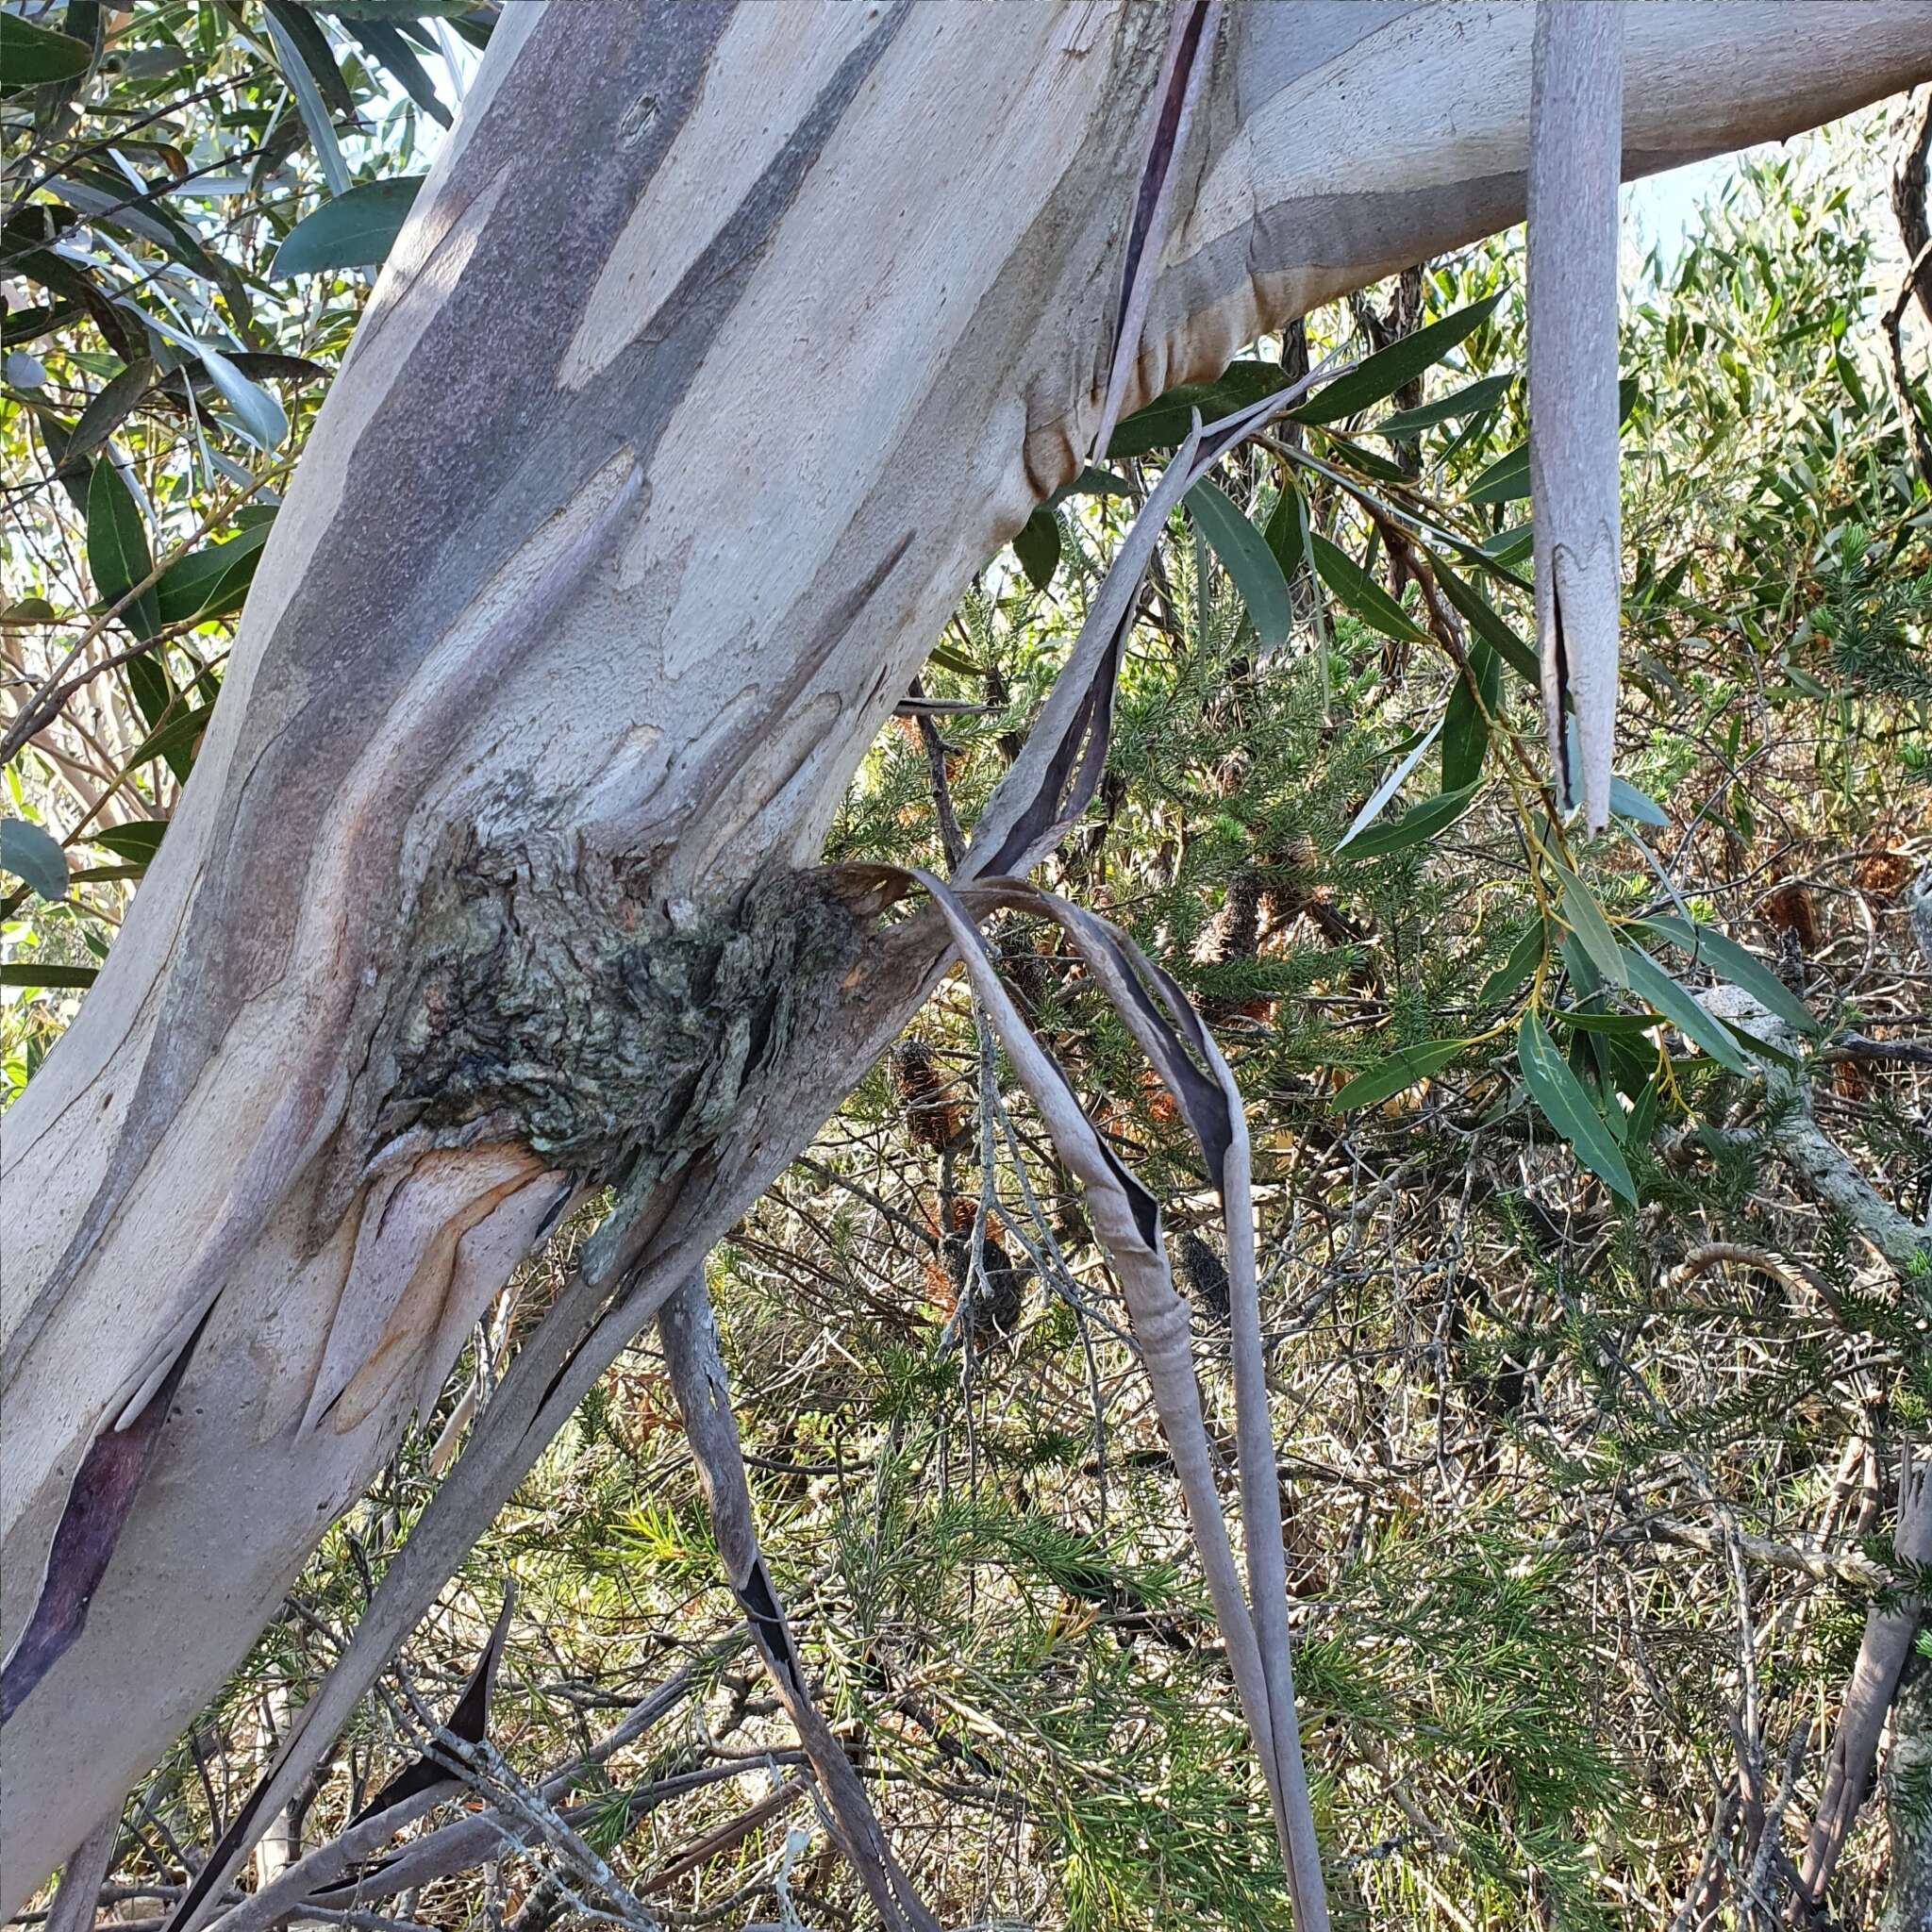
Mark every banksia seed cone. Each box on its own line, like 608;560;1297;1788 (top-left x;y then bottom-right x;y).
891;1037;962;1152
1174;1229;1231;1327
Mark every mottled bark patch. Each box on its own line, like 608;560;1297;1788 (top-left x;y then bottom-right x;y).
378;830;861;1188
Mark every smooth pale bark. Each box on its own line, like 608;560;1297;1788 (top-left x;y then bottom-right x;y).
4;0;1929;1904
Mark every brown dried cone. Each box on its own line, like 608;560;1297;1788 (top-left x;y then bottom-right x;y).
1758;876;1823;954
891;1036;963;1153
942;1198;1026;1340
1197;870;1272;1024
1174;1227;1232;1328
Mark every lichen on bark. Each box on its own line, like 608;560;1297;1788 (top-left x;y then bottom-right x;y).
376;828;862;1187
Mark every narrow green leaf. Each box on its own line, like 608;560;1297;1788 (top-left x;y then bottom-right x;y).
0;12;92;85
1375;372;1517;437
1552;863;1627;990
1340;782;1479;859
1466;443;1530;504
0;962;97;990
1108;360;1287;458
1309;531;1428;644
1187;479;1290;649
1013;508;1060;592
1337;719;1444;850
263;7;351;195
125;702;214;777
196;343;287;451
85;820;167;865
1;819;69;901
1637;913;1821;1038
86;461;158;640
1517;1009;1637;1204
1479;918;1546;1008
1263;476;1307;584
271;176;425;275
1433;561;1541;688
1044;466;1128;508
1611;776;1669;826
1442;638;1501;791
1332;1039;1469;1110
65;359;155;470
339;14;452;127
155;525;270;626
925;641;980;677
1292;295;1503;425
1619;943;1753;1074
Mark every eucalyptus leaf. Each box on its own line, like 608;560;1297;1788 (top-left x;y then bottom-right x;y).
1013;508;1060;593
86;460;158;639
1618;942;1752;1074
1340;782;1478;859
1;12;93;87
1309;531;1428;645
1332;1039;1469;1111
1187;479;1290;650
1337;719;1444;851
1517;1009;1637;1203
1375;372;1517;437
1;819;70;902
1292;295;1502;425
272;176;425;275
1637;913;1821;1038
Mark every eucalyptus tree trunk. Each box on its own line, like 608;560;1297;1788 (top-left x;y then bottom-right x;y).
5;0;1928;1905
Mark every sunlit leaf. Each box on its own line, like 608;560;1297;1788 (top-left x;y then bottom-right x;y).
1332;1039;1469;1110
1518;1009;1637;1203
272;176;425;275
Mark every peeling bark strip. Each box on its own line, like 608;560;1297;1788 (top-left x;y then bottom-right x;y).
0;1309;206;1725
1090;0;1223;463
660;1277;941;1932
1529;0;1624;831
6;3;1928;1906
345;1589;514;1827
897;868;1329;1928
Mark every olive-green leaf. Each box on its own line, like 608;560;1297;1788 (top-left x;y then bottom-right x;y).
1517;1009;1637;1203
1433;561;1541;688
65;359;157;471
1187;479;1290;650
1618;942;1752;1074
1552;862;1627;990
1;819;69;901
1636;913;1821;1039
1108;359;1287;458
0;962;96;990
1332;1039;1469;1110
1292;295;1503;425
272;176;425;276
1375;372;1517;437
155;525;269;626
1309;531;1428;645
85;820;167;866
1466;443;1530;505
1442;639;1501;791
1013;508;1060;592
1;12;92;86
1340;782;1479;859
86;461;158;640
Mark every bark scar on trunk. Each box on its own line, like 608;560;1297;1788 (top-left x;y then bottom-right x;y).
374;829;865;1191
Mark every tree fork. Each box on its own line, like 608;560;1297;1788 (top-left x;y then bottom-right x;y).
4;0;1929;1904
